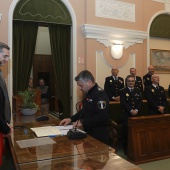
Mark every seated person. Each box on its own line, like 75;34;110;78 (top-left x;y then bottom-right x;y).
37;78;50;114
28;78;33;90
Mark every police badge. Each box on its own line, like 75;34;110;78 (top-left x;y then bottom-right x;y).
151;89;154;92
97;101;106;109
126;93;129;96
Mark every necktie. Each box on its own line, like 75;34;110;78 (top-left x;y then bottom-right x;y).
130;88;133;92
115;77;118;81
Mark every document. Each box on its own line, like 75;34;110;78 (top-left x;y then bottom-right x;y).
17;137;56;148
31;126;61;137
55;125;73;135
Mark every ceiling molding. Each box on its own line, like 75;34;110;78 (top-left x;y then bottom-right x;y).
81;24;148;49
153;0;170;3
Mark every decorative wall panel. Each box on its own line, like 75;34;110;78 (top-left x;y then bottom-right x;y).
96;0;135;22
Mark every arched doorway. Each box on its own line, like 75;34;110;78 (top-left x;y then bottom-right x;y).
147;12;170;89
8;0;78;116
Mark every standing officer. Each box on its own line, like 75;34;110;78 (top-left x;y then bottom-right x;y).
129;68;143;93
60;70;110;144
146;74;167;115
143;65;155;89
104;67;124;101
120;75;142;154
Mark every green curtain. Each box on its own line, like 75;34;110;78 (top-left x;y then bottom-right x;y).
49;24;71;118
13;21;38;95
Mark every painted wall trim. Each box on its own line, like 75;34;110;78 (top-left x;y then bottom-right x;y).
153;0;170;3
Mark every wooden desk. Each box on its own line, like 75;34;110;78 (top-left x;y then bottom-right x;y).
128;114;170;164
10;114;142;170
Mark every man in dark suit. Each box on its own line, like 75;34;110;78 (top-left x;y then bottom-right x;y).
129;68;143;93
0;42;12;165
146;74;167;115
104;67;124;101
120;75;142;154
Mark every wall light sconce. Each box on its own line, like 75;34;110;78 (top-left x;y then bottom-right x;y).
111;44;123;59
0;14;2;21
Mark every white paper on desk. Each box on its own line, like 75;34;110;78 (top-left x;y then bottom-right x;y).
30;126;61;137
16;137;56;148
55;125;73;135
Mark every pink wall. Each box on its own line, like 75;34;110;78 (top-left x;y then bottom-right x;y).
0;0;165;96
0;0;12;82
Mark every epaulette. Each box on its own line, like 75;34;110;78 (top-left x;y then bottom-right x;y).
97;87;104;91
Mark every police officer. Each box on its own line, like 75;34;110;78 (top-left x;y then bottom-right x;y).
120;75;142;154
143;65;154;89
146;74;167;115
129;68;143;93
60;70;109;144
104;67;124;101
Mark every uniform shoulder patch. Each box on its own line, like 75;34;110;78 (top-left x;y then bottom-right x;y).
97;101;106;109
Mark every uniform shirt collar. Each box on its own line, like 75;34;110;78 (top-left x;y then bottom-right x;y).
87;83;98;94
128;87;134;91
112;76;118;80
152;84;158;88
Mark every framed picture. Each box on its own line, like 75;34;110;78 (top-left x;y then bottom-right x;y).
150;49;170;73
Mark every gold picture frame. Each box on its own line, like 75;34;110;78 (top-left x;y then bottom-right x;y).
150;49;170;73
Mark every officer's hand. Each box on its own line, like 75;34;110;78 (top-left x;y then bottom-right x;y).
3;123;13;138
73;120;82;129
59;118;71;126
114;96;120;102
130;110;138;116
158;106;164;113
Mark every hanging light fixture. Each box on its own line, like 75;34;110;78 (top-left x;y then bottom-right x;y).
111;44;123;59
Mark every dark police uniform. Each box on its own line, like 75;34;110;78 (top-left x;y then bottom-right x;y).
143;73;152;99
143;73;152;89
134;76;143;92
104;76;124;101
120;87;142;118
70;83;109;144
146;85;167;115
120;87;142;154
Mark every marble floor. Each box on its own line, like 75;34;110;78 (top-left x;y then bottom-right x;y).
116;140;170;170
